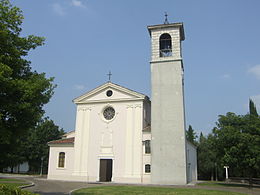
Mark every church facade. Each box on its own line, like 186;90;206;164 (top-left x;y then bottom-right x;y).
47;21;197;184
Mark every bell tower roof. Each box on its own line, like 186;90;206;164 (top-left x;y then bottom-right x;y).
147;23;185;41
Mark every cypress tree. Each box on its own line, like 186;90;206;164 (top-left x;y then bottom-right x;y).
249;99;258;117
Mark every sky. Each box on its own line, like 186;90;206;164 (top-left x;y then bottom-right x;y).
11;0;260;135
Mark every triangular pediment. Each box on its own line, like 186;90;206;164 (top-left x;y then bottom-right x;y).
73;82;147;104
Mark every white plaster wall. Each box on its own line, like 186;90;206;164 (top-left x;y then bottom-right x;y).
73;99;144;183
142;132;151;183
73;106;90;179
86;88;138;102
186;142;197;183
65;131;75;138
47;146;74;180
151;60;187;185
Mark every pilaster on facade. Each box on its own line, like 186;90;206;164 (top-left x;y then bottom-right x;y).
73;106;91;177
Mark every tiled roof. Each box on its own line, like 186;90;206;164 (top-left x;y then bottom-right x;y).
48;137;74;145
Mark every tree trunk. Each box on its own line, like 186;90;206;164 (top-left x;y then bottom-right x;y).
215;163;218;181
249;175;253;188
211;170;214;181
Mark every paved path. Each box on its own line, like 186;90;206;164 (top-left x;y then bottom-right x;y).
25;178;260;195
1;174;260;195
25;177;98;195
0;174;95;195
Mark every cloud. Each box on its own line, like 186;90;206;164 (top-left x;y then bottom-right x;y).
52;3;66;16
74;84;85;90
71;0;86;8
222;74;231;79
248;65;260;79
51;1;87;16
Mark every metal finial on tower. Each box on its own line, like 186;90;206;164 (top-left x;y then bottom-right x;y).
107;71;112;82
164;12;169;24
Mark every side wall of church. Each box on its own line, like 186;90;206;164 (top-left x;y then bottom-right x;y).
47;146;75;180
186;142;197;183
142;100;151;183
143;100;151;128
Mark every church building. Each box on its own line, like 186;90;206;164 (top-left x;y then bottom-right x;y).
47;20;197;185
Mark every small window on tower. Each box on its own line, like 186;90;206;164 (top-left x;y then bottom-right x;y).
159;33;172;57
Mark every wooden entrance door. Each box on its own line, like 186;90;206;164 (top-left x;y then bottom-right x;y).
99;159;113;182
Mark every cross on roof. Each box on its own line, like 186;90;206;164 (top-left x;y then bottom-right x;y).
107;71;112;81
164;12;169;24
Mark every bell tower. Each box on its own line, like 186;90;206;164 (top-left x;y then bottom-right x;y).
148;20;187;184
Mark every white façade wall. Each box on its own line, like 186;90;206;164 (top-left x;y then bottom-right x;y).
186;141;197;183
47;145;74;180
72;99;145;183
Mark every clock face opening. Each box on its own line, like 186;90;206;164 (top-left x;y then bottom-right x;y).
103;107;115;120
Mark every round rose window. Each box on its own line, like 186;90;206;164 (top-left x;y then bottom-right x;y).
103;107;115;120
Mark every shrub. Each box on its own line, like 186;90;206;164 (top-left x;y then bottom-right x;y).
0;184;38;195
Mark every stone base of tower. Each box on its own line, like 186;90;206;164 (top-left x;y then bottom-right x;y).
151;165;187;185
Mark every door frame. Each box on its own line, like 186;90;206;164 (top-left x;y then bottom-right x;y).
97;157;114;182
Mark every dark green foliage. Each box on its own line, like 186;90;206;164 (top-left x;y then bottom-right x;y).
198;111;260;180
197;99;260;180
22;118;64;173
0;0;55;170
197;133;219;180
186;125;198;145
213;112;260;179
2;118;63;174
249;99;258;117
0;184;38;195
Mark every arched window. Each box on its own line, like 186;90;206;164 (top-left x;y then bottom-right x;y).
144;140;151;154
145;164;151;173
159;33;172;57
58;152;65;168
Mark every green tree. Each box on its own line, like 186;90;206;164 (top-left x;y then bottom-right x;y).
0;0;55;169
197;132;218;180
213;112;260;184
23;118;64;174
249;99;258;117
186;125;198;145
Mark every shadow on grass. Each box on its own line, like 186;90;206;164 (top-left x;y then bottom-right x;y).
199;182;260;189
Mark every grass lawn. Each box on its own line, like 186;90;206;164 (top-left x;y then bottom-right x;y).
72;186;246;195
0;178;25;182
0;183;26;187
0;178;29;187
198;181;255;188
